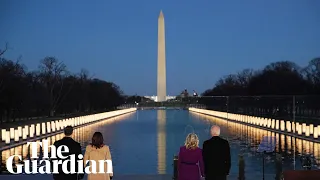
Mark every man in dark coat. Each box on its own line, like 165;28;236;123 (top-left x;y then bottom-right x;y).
52;126;83;180
202;125;231;180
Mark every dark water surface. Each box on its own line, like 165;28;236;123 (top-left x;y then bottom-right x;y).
1;109;320;176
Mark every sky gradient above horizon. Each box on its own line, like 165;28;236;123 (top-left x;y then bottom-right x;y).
1;0;320;95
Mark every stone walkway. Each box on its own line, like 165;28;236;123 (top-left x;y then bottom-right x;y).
0;174;276;180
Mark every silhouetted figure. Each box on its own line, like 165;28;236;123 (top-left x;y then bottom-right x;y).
202;125;231;180
52;126;83;180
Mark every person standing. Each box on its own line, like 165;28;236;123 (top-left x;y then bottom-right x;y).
178;133;204;180
52;126;83;180
84;132;113;180
202;125;231;180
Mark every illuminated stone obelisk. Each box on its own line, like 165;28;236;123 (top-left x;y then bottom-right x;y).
157;10;166;102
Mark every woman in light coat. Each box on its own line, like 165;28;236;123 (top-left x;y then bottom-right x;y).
84;132;113;180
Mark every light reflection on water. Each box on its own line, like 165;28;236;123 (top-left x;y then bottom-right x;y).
1;110;319;175
189;112;320;170
1;112;135;171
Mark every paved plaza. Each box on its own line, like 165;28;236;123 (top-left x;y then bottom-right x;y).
0;174;277;180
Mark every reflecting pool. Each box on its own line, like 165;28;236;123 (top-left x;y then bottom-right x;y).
1;110;320;176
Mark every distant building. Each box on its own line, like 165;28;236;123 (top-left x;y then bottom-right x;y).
144;95;176;102
193;90;198;97
180;89;189;97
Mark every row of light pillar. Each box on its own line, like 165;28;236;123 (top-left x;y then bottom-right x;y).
1;108;137;144
189;108;320;140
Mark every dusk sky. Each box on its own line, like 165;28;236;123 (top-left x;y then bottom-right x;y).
1;0;319;96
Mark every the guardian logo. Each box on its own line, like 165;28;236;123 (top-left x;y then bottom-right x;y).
6;140;113;174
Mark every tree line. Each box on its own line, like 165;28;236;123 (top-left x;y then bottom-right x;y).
0;44;126;123
198;58;320;121
202;59;320;96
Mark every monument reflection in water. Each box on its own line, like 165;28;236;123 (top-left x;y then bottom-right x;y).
157;110;166;174
1;110;320;175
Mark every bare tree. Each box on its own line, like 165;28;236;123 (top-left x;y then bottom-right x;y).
237;69;255;87
303;58;320;84
0;42;9;57
38;57;68;116
0;56;24;93
0;43;10;92
1;54;125;123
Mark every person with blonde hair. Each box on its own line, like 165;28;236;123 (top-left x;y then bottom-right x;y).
178;133;204;180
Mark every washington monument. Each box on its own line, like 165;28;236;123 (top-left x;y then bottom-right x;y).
157;10;166;102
